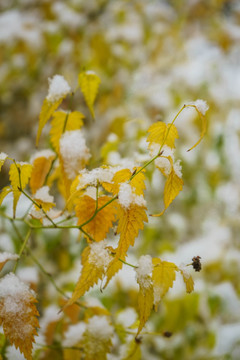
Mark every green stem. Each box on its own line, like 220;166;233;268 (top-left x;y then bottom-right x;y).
118;258;137;268
20;188;57;227
27;248;68;299
13;229;31;273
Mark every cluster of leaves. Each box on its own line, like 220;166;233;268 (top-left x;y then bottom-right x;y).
0;71;207;359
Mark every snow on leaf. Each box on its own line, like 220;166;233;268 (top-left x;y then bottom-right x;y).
0;273;39;360
50;111;84;152
105;204;147;287
147;122;179;150
75;195;117;242
78;71;101;119
164;169;183;210
30;154;55;195
137;284;154;336
9;162;32;217
83;315;113;360
109;168;146;196
0;186;12;206
0;252;19;272
36;98;63;146
0;152;8;171
152;258;178;309
65;244;112;307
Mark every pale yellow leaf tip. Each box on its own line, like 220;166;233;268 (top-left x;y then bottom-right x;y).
78;71;101;119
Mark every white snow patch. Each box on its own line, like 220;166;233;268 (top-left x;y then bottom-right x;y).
88;241;112;270
190;99;209;115
60;130;91;180
34;186;54;204
63;322;86;347
30;149;55;163
135;255;153;289
46;75;71;103
86;315;114;341
0;252;19;263
118;182;146;209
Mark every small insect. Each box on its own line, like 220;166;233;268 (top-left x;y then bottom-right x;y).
192;256;202;272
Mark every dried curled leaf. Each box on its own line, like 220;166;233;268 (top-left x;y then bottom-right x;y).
50;111;84;152
75;195;117;242
9;162;32;217
0;273;39;360
78;71;100;119
178;268;194;293
147;122;179;149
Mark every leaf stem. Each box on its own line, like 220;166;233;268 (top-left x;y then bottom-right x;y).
13;228;31;273
118;258;137;268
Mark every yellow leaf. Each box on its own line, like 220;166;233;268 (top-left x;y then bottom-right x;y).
78;71;101;119
30;155;55;195
107;168;146;196
152;258;178;309
137;284;154;335
164;170;183;209
50;111;84;152
9;163;32;217
65;245;108;307
0;153;8;171
36;98;63;146
0;273;39;360
0;186;12;206
75;195;117;242
147;122;179;149
178;269;194;293
105;204;147;287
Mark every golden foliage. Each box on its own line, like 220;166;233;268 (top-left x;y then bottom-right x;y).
36;98;63;146
65;246;106;307
0;274;39;360
106;168;146;196
50;111;84;152
105;204;147;287
164;170;183;209
137;284;154;335
152;258;178;309
30;155;55;194
75;195;117;242
9;162;32;216
147;122;179;149
78;71;101;119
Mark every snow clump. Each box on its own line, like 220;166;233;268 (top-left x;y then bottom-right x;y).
60;130;91;180
46;75;71;103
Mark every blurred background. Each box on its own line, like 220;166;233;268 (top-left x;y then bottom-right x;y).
1;0;240;359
